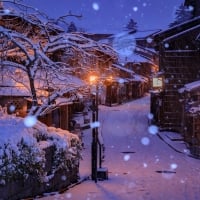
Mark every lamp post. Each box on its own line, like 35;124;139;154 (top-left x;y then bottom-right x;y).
89;74;108;182
91;90;98;182
89;75;99;182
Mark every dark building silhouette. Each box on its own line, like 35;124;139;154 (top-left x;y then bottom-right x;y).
152;17;200;131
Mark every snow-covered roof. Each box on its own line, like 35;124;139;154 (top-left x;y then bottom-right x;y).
133;29;161;39
163;24;200;43
55;97;73;106
118;52;149;64
153;16;200;41
112;64;134;74
107;31;156;64
112;64;148;83
0;69;86;97
0;86;30;96
130;75;149;83
0;73;30;96
45;32;117;61
36;73;86;90
178;80;200;93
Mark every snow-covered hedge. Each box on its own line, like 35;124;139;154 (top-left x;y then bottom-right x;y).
0;113;82;185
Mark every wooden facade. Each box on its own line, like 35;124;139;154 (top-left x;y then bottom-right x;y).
100;63;149;106
184;112;200;157
0;95;28;117
178;80;200;157
0;5;116;131
103;79;149;106
38;103;73;131
0;93;74;131
152;17;200;132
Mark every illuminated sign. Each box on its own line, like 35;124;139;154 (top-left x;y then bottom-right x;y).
152;77;163;88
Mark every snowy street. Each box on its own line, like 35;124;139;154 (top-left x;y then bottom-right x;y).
1;1;200;200
38;95;200;200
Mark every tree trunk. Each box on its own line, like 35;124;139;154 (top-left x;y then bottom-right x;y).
27;66;38;108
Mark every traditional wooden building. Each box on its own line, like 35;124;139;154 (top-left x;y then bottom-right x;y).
0;86;30;117
104;64;149;105
0;2;118;131
151;17;200;132
0;72;86;130
178;80;200;156
38;99;74;131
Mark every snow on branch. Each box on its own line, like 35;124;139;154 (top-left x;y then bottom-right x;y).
33;84;86;116
55;11;82;24
44;33;118;62
0;27;36;63
0;1;118;118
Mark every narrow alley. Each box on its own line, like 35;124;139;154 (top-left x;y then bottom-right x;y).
38;95;200;200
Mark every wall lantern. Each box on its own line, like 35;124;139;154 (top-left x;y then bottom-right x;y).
151;74;164;91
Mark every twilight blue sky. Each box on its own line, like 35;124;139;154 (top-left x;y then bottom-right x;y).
20;0;184;33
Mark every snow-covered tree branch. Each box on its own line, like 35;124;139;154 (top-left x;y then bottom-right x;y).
0;1;118;116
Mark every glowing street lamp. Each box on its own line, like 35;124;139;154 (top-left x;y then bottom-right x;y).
89;75;98;84
88;74;108;182
89;74;99;182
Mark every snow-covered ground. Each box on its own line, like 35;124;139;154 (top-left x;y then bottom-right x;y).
38;94;200;200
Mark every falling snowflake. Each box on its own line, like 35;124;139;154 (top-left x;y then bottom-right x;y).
146;37;153;44
4;9;10;14
147;113;154;120
148;125;158;135
61;175;67;181
23;115;37;127
92;2;100;11
90;121;100;128
164;43;169;48
133;6;138;12
9;104;16;113
188;5;194;12
142;2;147;7
143;162;148;168
141;137;150;145
65;193;72;198
183;149;190;154
180;179;186;184
123;154;130;161
118;78;125;84
170;163;178;170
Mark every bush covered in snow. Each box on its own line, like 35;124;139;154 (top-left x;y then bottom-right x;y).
0;113;82;185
